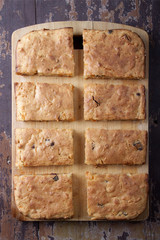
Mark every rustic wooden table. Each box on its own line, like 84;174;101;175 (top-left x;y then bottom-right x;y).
0;0;160;239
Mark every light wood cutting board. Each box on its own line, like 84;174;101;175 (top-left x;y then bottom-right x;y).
11;21;149;221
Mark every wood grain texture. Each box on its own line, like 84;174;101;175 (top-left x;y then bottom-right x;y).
0;0;160;239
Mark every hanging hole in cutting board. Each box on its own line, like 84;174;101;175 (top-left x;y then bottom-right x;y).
74;35;83;49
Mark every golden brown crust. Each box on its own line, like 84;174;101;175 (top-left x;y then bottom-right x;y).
83;29;145;79
84;83;145;120
85;129;147;165
15;82;74;121
86;172;148;220
15;128;74;167
16;28;74;76
14;174;73;219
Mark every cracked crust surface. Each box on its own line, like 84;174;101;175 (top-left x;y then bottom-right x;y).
84;83;145;120
85;129;147;165
15;82;74;121
15;128;74;167
83;29;145;79
14;174;73;219
86;172;148;220
16;28;74;76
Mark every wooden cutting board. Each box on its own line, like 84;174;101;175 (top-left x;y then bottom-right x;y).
11;21;149;221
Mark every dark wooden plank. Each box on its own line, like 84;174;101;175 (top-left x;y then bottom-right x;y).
148;0;160;222
36;0;66;23
39;221;148;240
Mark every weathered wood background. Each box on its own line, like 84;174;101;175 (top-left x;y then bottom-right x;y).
0;0;160;239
